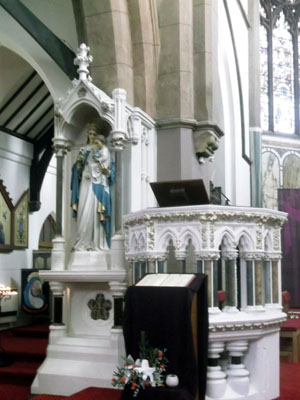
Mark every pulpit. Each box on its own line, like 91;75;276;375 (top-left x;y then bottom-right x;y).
122;274;208;400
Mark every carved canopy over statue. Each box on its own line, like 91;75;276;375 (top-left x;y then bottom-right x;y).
71;123;115;251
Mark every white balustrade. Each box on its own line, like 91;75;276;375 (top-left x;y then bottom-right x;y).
226;340;250;396
206;342;227;399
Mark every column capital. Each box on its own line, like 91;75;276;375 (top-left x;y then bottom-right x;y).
109;281;128;297
263;252;282;261
49;281;65;296
52;138;70;156
221;250;238;260
175;250;187;261
195;251;220;260
240;252;264;261
110;88;128;151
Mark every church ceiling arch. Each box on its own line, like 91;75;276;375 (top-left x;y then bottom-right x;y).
0;47;55;212
0;0;77;80
0;1;79;211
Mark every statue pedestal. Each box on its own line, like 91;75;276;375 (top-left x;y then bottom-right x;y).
69;250;111;271
33;270;127;396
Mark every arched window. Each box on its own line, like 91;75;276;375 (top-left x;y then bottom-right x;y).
260;1;300;135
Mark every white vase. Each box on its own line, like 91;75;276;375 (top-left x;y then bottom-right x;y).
166;374;179;387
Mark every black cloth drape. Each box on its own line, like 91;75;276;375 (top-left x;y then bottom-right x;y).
121;274;208;400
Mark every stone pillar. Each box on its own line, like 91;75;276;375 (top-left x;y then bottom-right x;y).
206;341;227;399
263;256;272;306
248;1;262;207
264;254;281;308
109;89;127;269
254;258;264;309
49;281;67;344
226;340;250;396
245;257;255;310
198;253;221;313
114;151;123;234
175;250;187;274
109;281;127;329
51;139;69;271
273;257;280;306
222;250;238;312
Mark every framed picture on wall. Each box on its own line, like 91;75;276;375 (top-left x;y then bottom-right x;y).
13;190;29;249
0;180;13;252
21;269;49;315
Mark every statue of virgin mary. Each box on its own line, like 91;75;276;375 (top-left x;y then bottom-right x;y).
71;123;115;251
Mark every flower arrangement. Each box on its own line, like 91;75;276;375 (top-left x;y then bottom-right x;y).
112;331;168;397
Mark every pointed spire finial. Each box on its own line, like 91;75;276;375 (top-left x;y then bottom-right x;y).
74;43;93;81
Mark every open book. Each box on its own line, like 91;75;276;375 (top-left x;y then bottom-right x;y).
135;273;195;287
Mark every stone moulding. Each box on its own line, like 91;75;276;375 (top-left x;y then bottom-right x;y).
39;270;126;283
123;206;287;227
123;205;287;258
155;119;224;162
209;316;286;334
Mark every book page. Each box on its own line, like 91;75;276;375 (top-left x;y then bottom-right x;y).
136;273;195;287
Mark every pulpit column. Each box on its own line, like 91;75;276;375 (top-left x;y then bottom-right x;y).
222;250;238;312
175;250;187;274
263;254;281;308
196;252;220;312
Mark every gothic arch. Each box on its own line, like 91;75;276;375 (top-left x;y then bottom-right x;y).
181;228;201;252
216;229;235;250
264;230;273;252
238;232;255;253
157;229;178;253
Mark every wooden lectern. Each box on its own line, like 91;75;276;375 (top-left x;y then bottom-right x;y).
122;274;208;400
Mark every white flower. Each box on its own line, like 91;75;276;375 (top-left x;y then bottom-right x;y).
134;359;155;384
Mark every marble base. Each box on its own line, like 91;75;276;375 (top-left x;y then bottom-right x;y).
31;327;125;396
69;250;111;271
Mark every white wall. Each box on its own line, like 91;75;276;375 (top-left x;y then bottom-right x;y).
21;0;78;52
0;130;56;321
0;7;71;101
215;0;251;206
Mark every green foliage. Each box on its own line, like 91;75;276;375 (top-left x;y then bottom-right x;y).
112;331;168;397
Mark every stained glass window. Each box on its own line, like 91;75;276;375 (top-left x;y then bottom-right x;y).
260;1;300;135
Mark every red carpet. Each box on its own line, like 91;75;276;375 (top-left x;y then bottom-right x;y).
33;387;121;400
277;360;300;400
0;322;49;400
0;323;298;399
